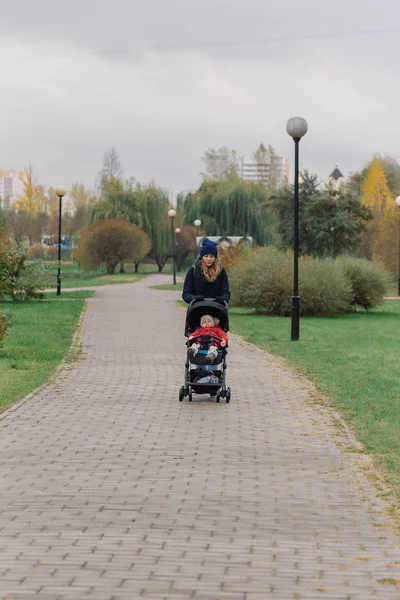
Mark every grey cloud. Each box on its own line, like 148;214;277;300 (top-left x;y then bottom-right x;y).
0;0;400;196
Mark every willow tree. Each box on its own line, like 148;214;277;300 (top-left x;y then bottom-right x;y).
137;184;171;272
181;178;276;245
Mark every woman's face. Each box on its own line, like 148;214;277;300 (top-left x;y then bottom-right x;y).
202;254;216;267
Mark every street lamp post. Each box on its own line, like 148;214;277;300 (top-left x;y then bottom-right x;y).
194;219;201;243
396;196;400;296
55;186;67;296
286;117;308;341
168;209;177;284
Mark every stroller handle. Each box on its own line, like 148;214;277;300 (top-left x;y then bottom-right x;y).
189;297;228;308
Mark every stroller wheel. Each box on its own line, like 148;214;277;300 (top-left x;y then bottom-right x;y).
216;390;221;403
225;388;231;403
179;386;185;402
188;386;193;402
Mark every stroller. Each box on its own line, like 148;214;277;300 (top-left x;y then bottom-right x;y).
179;298;231;403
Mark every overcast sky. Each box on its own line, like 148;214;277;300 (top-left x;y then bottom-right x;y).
1;0;400;199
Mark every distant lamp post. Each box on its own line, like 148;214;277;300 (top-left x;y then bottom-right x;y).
168;209;177;284
396;196;400;296
286;116;308;341
194;219;201;241
55;185;67;296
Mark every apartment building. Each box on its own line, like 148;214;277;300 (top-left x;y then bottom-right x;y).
0;169;24;208
240;155;289;188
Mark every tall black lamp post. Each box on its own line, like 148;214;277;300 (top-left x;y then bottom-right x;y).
396;196;400;296
168;209;177;284
56;185;67;296
286;117;308;341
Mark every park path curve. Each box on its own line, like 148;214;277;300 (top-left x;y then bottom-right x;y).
0;274;399;600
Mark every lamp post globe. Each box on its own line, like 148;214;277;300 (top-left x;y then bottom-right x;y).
286;117;308;140
55;186;67;198
168;209;177;284
194;219;201;242
286;116;308;341
56;186;67;296
175;228;181;234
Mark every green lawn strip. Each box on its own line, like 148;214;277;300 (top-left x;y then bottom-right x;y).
0;298;86;413
228;302;400;500
151;283;183;291
43;262;184;289
44;290;95;299
59;272;144;288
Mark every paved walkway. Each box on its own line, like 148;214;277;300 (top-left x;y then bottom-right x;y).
0;275;399;600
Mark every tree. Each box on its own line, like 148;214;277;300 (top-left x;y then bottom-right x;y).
175;225;197;271
201;147;239;181
362;158;394;216
100;148;123;181
76;219;151;275
360;159;395;264
253;143;280;190
68;183;97;234
272;171;371;258
14;165;46;245
138;185;171;272
371;204;399;276
182;178;277;245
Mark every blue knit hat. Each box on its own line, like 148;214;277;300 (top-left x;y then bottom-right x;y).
200;238;218;258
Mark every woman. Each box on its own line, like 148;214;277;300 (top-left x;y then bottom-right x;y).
182;238;231;305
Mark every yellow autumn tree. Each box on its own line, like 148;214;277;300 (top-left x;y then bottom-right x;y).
372;203;399;277
14;164;47;245
360;158;395;266
15;164;43;214
362;158;394;215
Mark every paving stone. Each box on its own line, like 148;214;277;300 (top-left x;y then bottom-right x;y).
0;275;399;599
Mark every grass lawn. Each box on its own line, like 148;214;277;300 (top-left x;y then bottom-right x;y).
43;262;186;289
45;262;145;288
0;293;88;413
151;282;184;291
229;301;400;504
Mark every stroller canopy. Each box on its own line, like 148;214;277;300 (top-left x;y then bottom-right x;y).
185;299;229;335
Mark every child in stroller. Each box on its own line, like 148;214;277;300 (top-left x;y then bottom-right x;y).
187;314;228;363
179;298;231;403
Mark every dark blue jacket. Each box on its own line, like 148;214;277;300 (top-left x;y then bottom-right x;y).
182;262;231;304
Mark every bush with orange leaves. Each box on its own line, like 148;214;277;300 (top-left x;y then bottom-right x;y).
76;219;151;275
218;243;250;273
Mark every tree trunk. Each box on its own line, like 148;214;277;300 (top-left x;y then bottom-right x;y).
134;262;139;273
119;262;125;273
106;262;116;275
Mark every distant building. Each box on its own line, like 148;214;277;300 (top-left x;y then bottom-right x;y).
325;164;346;190
0;169;24;208
240;155;289;187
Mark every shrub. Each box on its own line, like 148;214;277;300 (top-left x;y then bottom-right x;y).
44;246;58;260
76;219;151;274
230;247;292;315
299;257;352;316
0;310;8;346
27;243;45;260
230;246;353;316
7;261;52;301
0;231;51;301
337;256;390;310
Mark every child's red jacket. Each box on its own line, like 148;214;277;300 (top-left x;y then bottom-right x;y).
188;326;228;347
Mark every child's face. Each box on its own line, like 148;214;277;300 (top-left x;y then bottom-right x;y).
201;316;214;328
